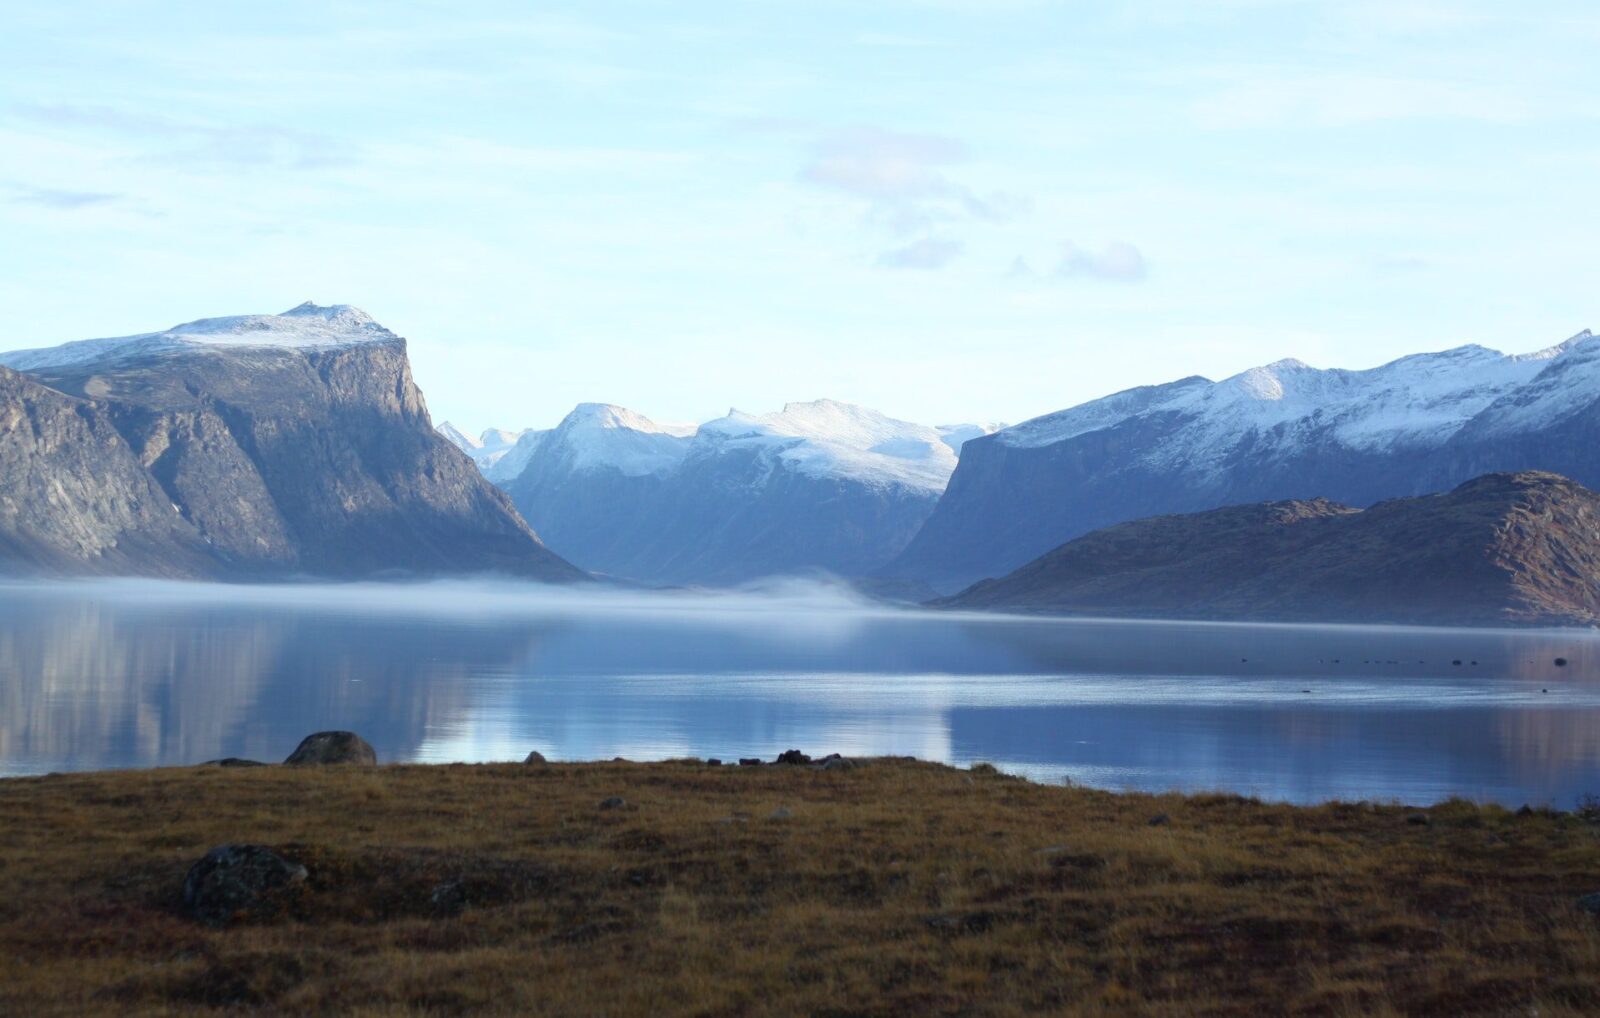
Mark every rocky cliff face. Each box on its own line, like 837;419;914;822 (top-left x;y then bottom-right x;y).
941;472;1600;627
894;331;1600;592
0;305;582;581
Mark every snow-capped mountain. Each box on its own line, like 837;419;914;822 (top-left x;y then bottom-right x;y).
437;422;542;478
2;302;396;372
891;329;1600;592
498;399;982;584
0;304;581;581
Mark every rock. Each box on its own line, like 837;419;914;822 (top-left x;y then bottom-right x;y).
181;844;307;925
283;731;376;766
1577;893;1600;915
1406;813;1431;827
430;880;467;915
768;807;793;821
523;751;547;764
775;749;812;765
738;758;762;767
1147;813;1170;827
819;756;856;771
706;758;722;767
202;758;266;768
1556;657;1570;667
599;796;626;810
1517;804;1535;817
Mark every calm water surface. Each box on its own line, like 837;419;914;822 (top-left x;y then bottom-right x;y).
2;579;1598;806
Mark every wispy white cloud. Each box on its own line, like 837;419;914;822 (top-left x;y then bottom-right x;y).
877;237;964;270
1056;241;1148;282
8;183;123;209
10;104;354;171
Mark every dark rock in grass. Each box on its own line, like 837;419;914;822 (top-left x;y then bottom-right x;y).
523;751;547;764
182;844;307;925
430;880;468;916
768;807;793;821
283;731;376;766
203;758;267;768
738;758;762;767
1517;804;1535;817
925;911;998;936
1556;657;1570;667
819;755;856;771
706;758;722;767
599;796;626;810
1147;813;1170;827
775;749;812;765
1577;893;1600;915
1406;813;1432;827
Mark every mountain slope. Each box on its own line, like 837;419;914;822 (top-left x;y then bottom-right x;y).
500;400;981;584
0;304;582;581
941;472;1600;627
894;330;1599;591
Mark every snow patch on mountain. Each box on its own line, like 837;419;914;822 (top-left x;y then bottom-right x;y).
995;332;1598;466
695;400;958;492
935;422;1004;453
0;303;398;373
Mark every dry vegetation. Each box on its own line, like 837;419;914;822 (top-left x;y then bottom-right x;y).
3;758;1600;1016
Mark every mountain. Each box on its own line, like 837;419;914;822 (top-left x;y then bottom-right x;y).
940;472;1600;627
436;422;542;480
0;303;583;581
892;329;1600;592
499;399;990;585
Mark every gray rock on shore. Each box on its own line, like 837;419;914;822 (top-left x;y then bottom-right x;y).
284;731;377;766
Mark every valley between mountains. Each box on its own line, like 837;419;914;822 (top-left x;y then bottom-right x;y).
3;303;1598;627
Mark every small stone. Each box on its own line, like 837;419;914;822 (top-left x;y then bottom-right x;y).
1406;813;1431;827
1555;657;1570;668
599;796;626;810
1147;813;1170;827
202;758;266;767
430;880;467;915
1035;844;1067;856
768;807;793;821
181;844;307;926
738;758;762;767
1516;804;1535;817
283;731;376;766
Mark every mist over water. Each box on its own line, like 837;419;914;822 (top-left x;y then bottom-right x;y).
2;578;1599;806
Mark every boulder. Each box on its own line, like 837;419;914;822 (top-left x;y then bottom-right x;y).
775;749;811;765
599;796;626;810
181;844;307;925
283;731;376;766
523;751;547;764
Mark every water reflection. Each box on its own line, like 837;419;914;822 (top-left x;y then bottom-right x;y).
1;579;1598;806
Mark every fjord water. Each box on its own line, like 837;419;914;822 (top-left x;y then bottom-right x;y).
2;580;1597;806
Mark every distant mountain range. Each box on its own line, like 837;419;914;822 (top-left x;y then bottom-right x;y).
442;401;998;585
0;304;581;581
893;329;1600;591
940;472;1600;627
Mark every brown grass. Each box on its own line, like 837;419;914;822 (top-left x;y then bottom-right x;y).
2;758;1599;1016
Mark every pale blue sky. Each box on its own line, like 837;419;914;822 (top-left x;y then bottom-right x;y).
2;1;1596;431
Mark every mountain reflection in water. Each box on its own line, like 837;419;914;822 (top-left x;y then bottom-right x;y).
1;579;1597;806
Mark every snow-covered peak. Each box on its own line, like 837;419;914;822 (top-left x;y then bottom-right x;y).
0;302;398;373
994;329;1596;463
542;403;693;477
697;399;959;492
436;421;481;451
935;422;1004;454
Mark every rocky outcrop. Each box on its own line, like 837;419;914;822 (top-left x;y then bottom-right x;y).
284;731;377;766
182;844;308;925
0;305;582;580
940;472;1600;627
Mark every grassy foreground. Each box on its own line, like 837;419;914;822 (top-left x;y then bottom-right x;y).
3;759;1600;1016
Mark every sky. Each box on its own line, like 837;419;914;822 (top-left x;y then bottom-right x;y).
2;1;1597;434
